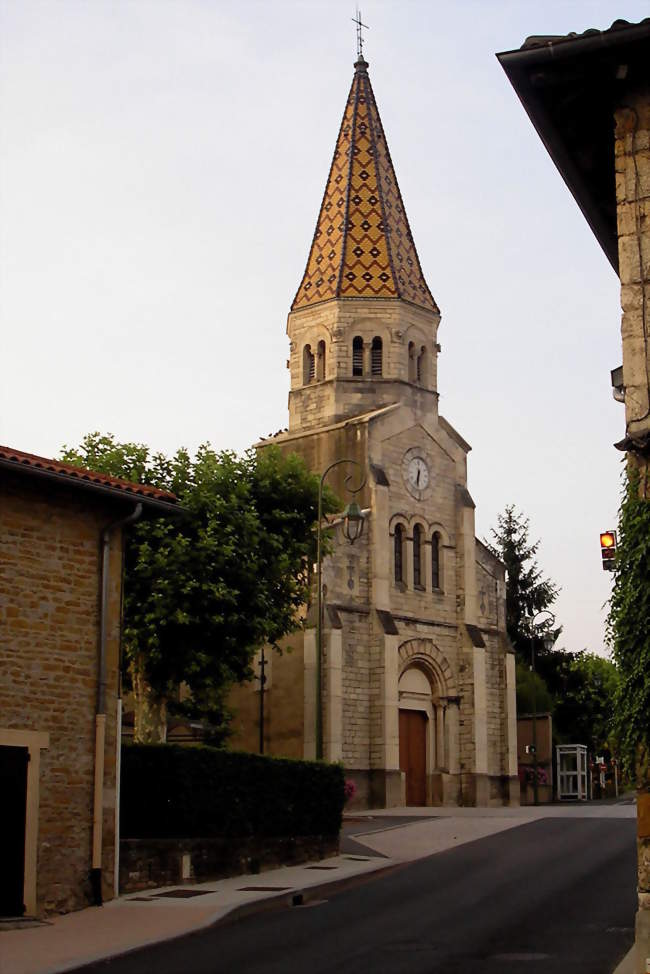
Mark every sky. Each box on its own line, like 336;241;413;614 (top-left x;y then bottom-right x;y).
1;0;646;658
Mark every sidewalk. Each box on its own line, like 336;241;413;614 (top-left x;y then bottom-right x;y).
1;800;637;974
0;853;392;974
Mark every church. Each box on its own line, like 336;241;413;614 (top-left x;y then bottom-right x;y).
229;55;518;809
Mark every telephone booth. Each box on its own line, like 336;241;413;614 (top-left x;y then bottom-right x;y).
556;744;588;801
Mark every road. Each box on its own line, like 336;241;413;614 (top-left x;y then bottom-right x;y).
77;816;636;974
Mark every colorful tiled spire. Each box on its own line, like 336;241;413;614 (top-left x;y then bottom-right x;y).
292;59;438;313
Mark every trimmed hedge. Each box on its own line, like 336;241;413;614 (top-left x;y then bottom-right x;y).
121;745;345;839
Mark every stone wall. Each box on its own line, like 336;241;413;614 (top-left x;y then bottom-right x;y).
615;89;650;446
287;298;440;431
0;473;123;914
120;834;339;893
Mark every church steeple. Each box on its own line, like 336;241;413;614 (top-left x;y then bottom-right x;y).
292;59;438;313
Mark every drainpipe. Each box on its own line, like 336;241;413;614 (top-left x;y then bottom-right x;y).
91;503;143;906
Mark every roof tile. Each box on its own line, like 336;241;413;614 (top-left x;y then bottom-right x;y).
0;445;177;504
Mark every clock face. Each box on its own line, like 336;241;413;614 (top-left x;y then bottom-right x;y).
402;450;431;499
407;457;429;491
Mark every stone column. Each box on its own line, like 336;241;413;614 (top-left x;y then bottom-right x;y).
473;646;489;806
375;633;402;807
436;705;445;769
444;698;461;805
504;649;520;806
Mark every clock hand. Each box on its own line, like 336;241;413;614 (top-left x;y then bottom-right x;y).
416;468;421;486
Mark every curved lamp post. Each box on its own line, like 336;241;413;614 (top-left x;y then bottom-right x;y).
316;459;366;760
527;609;555;805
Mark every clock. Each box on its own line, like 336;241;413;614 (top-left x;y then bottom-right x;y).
402;449;431;500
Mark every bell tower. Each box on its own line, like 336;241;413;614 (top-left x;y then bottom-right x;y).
287;58;441;432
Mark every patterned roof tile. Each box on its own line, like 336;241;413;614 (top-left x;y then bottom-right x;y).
292;60;438;313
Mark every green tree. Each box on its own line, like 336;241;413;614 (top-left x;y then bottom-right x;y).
515;661;554;716
486;505;561;665
606;465;650;779
537;650;619;754
61;433;337;742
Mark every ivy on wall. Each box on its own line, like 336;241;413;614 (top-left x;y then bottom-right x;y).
607;465;650;782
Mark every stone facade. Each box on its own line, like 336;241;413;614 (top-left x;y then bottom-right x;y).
615;90;650;452
616;86;650;974
0;453;177;916
229;58;517;808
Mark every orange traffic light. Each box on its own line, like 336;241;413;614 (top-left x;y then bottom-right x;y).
600;531;617;570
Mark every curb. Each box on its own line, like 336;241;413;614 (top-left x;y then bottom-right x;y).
61;860;403;974
612;945;635;974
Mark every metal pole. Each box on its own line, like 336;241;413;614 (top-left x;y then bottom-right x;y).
316;482;323;761
259;646;266;755
531;636;538;806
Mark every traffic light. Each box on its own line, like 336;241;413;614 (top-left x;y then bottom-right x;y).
600;531;617;571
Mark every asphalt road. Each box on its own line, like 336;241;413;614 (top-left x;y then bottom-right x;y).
78;817;636;974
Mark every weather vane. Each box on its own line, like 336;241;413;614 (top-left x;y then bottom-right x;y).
352;8;369;60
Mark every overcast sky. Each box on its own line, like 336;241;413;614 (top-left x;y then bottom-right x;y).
2;0;645;657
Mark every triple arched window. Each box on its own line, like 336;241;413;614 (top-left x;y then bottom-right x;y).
392;523;444;593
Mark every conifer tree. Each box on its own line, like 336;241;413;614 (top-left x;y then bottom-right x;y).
487;505;561;664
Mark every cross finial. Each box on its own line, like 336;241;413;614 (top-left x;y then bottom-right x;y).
351;7;369;60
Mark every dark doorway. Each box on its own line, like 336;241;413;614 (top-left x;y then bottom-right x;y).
399;709;427;805
0;745;28;916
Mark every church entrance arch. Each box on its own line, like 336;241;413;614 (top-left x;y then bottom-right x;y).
397;639;456;806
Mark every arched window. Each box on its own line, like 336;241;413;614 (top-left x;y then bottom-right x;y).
417;346;427;384
432;532;441;590
408;341;416;382
303;344;315;385
317;340;326;381
371;336;383;376
413;524;423;589
352;336;364;376
394;524;404;584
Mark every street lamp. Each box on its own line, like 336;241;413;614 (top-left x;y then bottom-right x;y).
527;609;555;806
316;459;366;760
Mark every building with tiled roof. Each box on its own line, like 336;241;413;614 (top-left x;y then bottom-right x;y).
0;444;178;508
230;55;517;810
0;444;177;916
498;17;650;458
498;14;650;967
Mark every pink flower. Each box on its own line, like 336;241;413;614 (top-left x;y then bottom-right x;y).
344;779;357;802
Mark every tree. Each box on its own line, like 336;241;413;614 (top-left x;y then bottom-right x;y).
61;433;338;742
537;650;619;754
486;505;561;665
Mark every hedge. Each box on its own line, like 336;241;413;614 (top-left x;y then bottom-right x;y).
121;745;345;839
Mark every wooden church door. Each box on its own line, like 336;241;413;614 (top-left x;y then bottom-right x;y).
399;709;427;806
